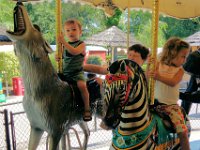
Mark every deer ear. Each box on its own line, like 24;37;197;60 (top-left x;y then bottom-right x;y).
44;41;53;53
119;60;127;73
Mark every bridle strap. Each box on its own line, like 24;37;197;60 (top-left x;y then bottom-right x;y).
105;74;128;84
105;66;132;107
123;66;132;106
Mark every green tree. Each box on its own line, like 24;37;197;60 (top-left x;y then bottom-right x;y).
118;10;166;48
105;8;122;28
86;55;102;65
0;52;20;85
137;20;167;48
25;2;56;44
160;17;200;39
61;2;107;40
119;9;152;35
1;0;200;44
0;0;15;29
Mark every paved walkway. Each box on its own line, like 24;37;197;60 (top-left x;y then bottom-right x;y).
1;96;200;150
190;130;200;150
94;131;200;150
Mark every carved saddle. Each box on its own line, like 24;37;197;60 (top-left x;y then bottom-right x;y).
150;99;189;133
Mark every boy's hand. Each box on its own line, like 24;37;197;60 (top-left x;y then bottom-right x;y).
147;55;155;65
55;53;61;62
58;32;65;45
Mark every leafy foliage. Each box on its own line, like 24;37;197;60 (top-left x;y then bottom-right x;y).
105;8;122;28
0;52;20;85
25;2;56;44
0;0;15;29
86;55;102;65
137;20;167;48
61;2;107;40
118;9;166;48
119;10;152;35
160;17;200;39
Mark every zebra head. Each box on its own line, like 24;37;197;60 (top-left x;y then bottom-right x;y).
102;59;143;129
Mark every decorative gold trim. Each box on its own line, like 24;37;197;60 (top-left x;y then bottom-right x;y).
118;117;153;135
155;138;180;150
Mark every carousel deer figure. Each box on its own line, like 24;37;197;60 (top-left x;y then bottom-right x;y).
6;2;104;150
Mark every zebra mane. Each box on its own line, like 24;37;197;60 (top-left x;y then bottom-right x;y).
108;59;148;97
108;59;142;73
108;59;148;90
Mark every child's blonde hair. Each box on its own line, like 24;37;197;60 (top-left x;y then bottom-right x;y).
64;19;82;31
160;37;190;65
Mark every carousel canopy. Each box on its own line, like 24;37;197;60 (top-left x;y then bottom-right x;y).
70;0;200;19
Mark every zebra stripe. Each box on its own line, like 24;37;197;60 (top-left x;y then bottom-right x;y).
103;59;180;149
119;73;150;133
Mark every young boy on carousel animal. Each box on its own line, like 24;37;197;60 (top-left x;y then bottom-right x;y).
55;19;92;121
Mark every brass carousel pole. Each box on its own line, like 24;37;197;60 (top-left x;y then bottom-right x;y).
127;0;130;49
56;0;63;73
148;0;160;105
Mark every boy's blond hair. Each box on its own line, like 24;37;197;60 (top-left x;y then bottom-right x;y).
64;19;82;30
160;37;190;65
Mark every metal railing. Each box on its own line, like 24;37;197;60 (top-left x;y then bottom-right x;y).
0;98;111;150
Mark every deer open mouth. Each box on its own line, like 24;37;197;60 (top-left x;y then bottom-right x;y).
6;2;25;36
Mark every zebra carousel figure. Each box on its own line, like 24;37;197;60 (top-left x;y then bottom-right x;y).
101;59;191;150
